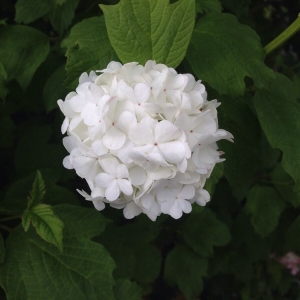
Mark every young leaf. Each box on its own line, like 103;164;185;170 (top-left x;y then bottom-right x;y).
27;170;46;208
0;25;50;89
164;245;208;300
0;205;115;300
245;185;285;237
0;62;7;100
183;208;231;256
186;13;274;96
100;0;195;68
253;73;300;194
114;279;143;300
62;16;117;89
22;204;64;252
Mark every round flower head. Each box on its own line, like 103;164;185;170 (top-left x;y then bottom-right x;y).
58;60;233;221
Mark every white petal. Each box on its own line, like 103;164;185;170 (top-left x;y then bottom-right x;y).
128;123;154;145
95;173;114;188
155;120;181;143
178;199;192;214
123;202;142;219
169;201;183;219
91;140;108;156
179;185;195;200
105;180;120;201
63;156;73;169
118;179;133;195
103;126;126;150
117;164;129;178
92;200;105;211
129;166;147;186
134;82;150;103
117;111;137;133
61;117;69;134
158;141;186;163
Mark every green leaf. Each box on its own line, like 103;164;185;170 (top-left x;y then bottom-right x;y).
0;204;115;300
196;0;222;13
43;65;69;112
183;208;231;256
285;216;300;252
15;0;52;24
253;73;300;193
0;234;5;264
0;114;15;148
114;279;143;300
62;16;117;89
100;0;195;68
98;222;161;283
14;126;66;176
203;162;223;194
0;25;50;89
245;185;285;237
271;164;300;208
164;245;208;300
218;94;261;196
0;62;8;100
49;0;80;35
22;204;64;252
186;13;274;95
27;170;46;208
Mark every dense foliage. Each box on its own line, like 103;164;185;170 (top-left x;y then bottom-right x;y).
0;0;300;299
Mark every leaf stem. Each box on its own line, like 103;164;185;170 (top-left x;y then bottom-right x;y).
264;13;300;55
0;224;12;232
0;215;21;222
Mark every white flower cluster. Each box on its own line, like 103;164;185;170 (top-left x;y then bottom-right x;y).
58;60;233;221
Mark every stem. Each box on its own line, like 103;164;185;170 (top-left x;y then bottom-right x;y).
0;215;21;222
264;13;300;55
0;224;12;232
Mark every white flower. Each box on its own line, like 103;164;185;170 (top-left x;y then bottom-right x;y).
58;60;233;220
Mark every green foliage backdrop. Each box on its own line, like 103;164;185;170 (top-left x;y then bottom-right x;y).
0;0;300;299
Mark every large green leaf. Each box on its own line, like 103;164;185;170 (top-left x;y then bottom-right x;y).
100;0;195;68
186;13;274;95
196;0;222;13
0;234;5;264
0;205;115;300
114;279;143;300
164;245;208;300
22;204;64;252
14;126;66;176
49;0;80;34
183;208;231;256
15;0;79;34
245;185;285;237
0;62;7;100
15;0;52;24
43;65;70;113
98;222;161;283
62;16;117;89
218;94;261;196
253;73;300;193
0;25;50;89
203;162;223;195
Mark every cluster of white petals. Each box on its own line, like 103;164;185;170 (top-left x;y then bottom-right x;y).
58;60;233;221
